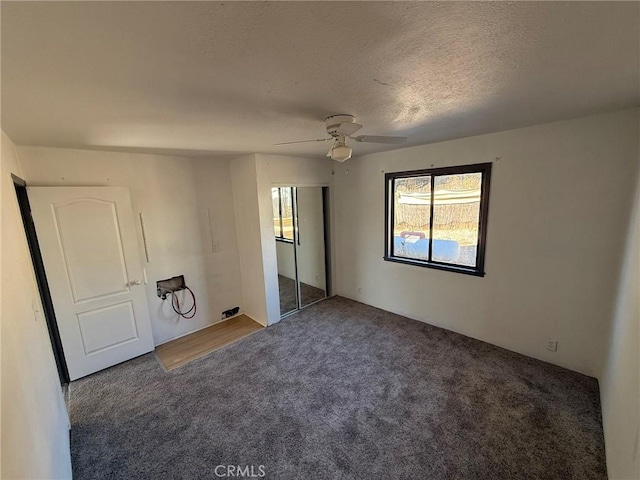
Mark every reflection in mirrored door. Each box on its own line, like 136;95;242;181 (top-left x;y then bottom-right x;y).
273;186;328;317
295;187;327;308
273;187;298;316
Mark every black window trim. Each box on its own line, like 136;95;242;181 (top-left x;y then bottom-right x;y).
274;187;296;244
275;237;294;244
384;162;492;277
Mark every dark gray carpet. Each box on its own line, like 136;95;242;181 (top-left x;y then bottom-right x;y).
278;274;326;314
70;296;606;480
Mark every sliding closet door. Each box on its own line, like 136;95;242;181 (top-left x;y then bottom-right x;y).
295;187;327;308
273;187;298;316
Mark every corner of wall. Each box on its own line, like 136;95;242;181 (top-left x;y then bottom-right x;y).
230;154;269;325
1;131;73;479
255;158;281;326
599;131;640;479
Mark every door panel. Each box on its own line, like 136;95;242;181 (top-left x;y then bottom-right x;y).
29;187;154;380
76;301;138;355
296;187;327;308
53;199;130;303
274;186;328;317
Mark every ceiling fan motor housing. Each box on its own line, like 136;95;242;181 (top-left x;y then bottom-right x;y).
325;114;360;137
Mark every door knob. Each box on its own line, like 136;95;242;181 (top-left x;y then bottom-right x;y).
128;279;142;286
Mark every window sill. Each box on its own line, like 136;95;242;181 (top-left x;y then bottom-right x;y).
275;237;294;244
383;255;485;277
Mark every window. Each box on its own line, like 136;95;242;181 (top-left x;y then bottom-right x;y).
273;187;295;242
384;163;491;276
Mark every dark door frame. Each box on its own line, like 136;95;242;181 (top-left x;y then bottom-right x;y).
12;175;70;385
322;186;331;297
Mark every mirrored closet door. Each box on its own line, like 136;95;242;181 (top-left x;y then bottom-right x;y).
273;186;328;317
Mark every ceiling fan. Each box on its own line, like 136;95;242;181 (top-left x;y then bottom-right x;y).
275;114;407;162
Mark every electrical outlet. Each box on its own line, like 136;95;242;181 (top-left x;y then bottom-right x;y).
357;287;362;295
221;307;240;320
546;338;558;352
212;243;221;253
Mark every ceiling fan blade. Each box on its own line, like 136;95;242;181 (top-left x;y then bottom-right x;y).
274;138;331;146
333;122;363;136
352;135;407;144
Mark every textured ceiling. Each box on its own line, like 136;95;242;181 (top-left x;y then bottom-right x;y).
2;1;639;158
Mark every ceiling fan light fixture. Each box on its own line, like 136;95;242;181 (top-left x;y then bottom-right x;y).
330;143;352;162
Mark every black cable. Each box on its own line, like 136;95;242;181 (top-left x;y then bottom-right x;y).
171;289;196;319
168;287;197;319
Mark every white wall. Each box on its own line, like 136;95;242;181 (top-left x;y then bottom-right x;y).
600;163;640;479
230;154;269;325
255;154;334;324
192;158;244;325
334;109;639;377
17;146;243;345
1;132;72;479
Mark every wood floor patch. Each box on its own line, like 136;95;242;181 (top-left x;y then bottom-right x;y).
155;314;264;370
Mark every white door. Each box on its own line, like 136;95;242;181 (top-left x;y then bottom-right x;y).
28;187;154;380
